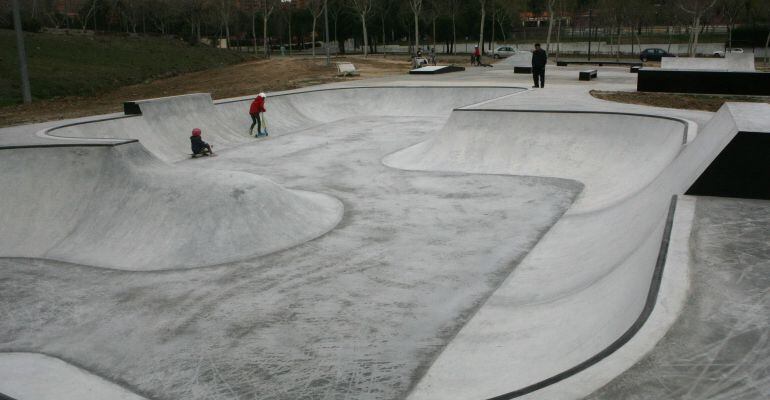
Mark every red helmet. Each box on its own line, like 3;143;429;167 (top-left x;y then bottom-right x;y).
192;128;202;136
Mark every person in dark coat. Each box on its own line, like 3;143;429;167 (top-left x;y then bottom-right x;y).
190;128;214;156
531;43;547;88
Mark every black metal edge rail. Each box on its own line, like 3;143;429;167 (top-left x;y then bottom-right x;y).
486;195;679;399
0;140;139;151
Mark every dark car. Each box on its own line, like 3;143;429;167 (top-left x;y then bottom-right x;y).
639;48;674;62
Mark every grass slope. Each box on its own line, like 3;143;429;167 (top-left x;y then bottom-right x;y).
0;30;250;106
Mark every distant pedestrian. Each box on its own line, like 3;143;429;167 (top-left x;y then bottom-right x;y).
249;93;267;137
532;43;547;88
190;128;215;157
429;48;436;65
472;45;481;66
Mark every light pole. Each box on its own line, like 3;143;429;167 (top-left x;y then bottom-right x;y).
587;8;593;61
324;0;330;66
11;0;31;104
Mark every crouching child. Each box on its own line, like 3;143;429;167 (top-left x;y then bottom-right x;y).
190;128;215;157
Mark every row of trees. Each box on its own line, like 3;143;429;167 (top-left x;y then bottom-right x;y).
4;0;770;57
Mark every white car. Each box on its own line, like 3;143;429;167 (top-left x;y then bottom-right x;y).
713;48;743;57
493;46;518;59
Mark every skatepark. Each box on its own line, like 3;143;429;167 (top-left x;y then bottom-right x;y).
1;62;769;400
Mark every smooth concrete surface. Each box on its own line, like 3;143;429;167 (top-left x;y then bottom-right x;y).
1;63;769;400
497;51;533;68
0;85;578;399
385;110;688;212
0;353;148;400
50;87;522;163
0;143;342;271
587;196;770;399
660;53;756;72
519;195;696;399
400;102;770;399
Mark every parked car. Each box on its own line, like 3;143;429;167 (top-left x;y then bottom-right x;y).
713;48;743;57
493;46;518;59
639;48;675;62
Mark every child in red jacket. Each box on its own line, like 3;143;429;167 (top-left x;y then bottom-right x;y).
249;93;267;137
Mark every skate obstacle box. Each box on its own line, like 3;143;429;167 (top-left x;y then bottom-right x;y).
638;53;770;95
514;66;532;74
579;69;598;81
630;66;641;73
336;62;359;77
409;65;466;75
637;69;770;95
636;53;770;96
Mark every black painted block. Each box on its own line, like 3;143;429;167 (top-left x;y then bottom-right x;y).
638;69;770;95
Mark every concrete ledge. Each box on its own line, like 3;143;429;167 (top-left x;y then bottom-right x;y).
557;60;642;67
409;65;466;75
638;69;770;95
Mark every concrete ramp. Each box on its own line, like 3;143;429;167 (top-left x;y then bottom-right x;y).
385;110;688;213
49;88;522;163
661;53;755;71
498;50;533;68
50;93;254;163
409;66;466;74
390;103;770;399
0;143;342;271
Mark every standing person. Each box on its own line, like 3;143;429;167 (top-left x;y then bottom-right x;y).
473;45;481;66
249;93;267;137
190;128;215;157
532;43;547;88
429;48;436;65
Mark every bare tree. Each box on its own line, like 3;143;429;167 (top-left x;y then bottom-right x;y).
307;0;325;57
261;0;278;57
751;0;770;64
407;0;423;55
80;0;97;32
375;0;394;55
348;0;374;56
545;0;556;53
678;0;719;56
478;0;486;52
718;0;745;49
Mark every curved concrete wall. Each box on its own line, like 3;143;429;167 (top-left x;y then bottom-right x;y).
0;143;342;271
384;108;709;399
385;110;687;213
48;87;523;163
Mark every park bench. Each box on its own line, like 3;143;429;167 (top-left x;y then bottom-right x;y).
579;69;598;81
336;62;360;77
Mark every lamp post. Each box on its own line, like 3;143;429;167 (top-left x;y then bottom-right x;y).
587;8;593;61
325;0;330;66
11;0;31;104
